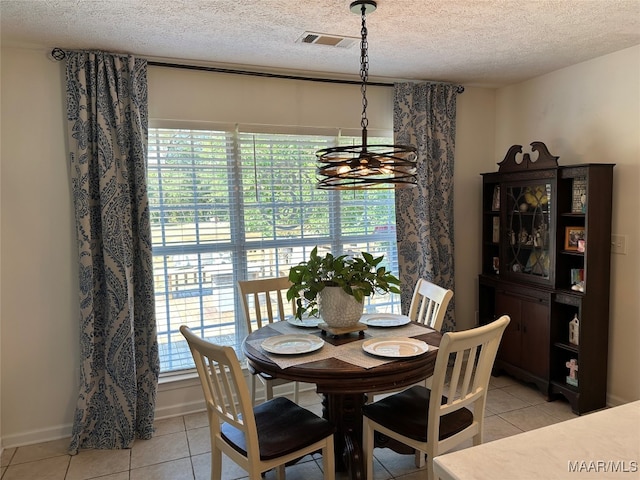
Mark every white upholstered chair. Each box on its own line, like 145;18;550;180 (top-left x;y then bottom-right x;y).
362;315;510;480
180;325;335;480
237;276;300;405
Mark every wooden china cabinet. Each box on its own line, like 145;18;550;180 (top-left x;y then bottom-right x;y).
478;142;614;415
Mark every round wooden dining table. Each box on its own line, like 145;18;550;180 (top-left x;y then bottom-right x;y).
242;322;442;480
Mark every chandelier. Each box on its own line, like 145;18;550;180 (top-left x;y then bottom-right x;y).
316;0;417;190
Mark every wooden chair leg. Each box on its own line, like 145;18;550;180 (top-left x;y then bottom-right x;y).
251;375;258;406
265;380;274;401
427;455;435;480
211;444;222;480
322;436;336;480
363;418;375;480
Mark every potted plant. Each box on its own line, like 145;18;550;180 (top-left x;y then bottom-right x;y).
286;246;401;327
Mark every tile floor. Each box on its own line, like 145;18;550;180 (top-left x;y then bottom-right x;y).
1;375;578;480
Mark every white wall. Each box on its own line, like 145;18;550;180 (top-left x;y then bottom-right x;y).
494;45;640;405
1;43;637;448
454;87;497;331
1;48;78;447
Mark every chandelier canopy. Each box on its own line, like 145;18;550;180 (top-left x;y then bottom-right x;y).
316;0;417;190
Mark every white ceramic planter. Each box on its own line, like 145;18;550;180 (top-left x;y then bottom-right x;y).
318;286;364;328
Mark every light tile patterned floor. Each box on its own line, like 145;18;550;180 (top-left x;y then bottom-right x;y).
1;375;577;480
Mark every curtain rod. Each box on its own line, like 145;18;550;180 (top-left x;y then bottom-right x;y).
147;60;396;88
50;48;464;92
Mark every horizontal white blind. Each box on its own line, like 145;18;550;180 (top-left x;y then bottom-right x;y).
148;127;400;373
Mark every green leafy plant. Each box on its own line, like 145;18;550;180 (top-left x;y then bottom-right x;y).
286;246;401;319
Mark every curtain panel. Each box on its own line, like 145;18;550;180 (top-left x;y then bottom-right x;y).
64;50;159;452
393;82;461;332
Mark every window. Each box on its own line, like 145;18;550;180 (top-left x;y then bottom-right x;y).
148;127;400;373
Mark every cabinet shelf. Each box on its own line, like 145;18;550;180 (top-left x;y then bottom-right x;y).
508;244;545;252
559;250;584;257
511;210;550;215
553;341;579;353
550;379;579;394
479;145;613;415
555;288;584;297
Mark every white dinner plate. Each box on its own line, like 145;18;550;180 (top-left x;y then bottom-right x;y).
286;316;323;328
362;337;428;358
261;334;325;355
360;313;411;327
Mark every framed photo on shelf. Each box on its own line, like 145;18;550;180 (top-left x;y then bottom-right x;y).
491;186;500;211
564;226;585;251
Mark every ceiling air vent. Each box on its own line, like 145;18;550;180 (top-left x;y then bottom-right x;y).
296;31;358;48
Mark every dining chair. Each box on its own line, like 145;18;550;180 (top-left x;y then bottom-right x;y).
237;276;300;405
180;325;336;480
408;278;454;331
408;277;454;397
362;315;510;480
367;278;453;405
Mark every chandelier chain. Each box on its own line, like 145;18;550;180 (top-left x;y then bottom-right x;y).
359;3;369;131
315;0;417;190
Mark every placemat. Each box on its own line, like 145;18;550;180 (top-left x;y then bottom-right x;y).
247;337;337;369
365;323;434;338
270;320;322;335
335;338;392;369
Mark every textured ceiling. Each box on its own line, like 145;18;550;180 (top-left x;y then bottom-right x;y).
1;0;639;87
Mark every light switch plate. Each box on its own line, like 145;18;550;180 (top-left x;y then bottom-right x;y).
611;234;627;255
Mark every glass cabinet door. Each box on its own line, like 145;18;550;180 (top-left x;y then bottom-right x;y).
504;182;553;284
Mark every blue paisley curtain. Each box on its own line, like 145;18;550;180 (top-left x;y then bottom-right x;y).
64;50;159;452
393;82;461;332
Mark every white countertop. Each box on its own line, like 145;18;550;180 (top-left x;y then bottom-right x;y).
433;400;640;480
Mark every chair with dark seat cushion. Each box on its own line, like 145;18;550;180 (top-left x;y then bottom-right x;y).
366;277;454;431
180;325;335;480
362;315;510;480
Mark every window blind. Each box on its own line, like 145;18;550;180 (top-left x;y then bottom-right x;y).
148;127;400;373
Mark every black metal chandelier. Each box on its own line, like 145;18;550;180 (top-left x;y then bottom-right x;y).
316;0;417;190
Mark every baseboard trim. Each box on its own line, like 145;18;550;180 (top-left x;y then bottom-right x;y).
154;399;207;421
2;424;73;450
606;392;628;408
